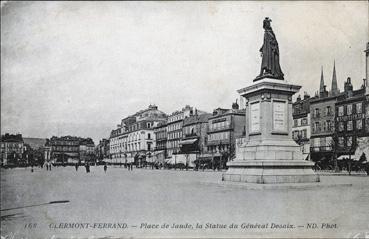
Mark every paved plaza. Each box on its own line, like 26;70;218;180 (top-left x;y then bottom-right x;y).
1;166;368;238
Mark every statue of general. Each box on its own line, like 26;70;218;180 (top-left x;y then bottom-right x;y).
256;17;284;80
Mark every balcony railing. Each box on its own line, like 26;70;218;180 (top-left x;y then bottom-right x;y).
310;146;332;152
208;125;232;132
311;128;333;134
207;139;231;146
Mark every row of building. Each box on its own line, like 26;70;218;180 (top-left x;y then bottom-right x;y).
105;43;369;167
107;102;246;168
292;43;369;162
0;134;96;166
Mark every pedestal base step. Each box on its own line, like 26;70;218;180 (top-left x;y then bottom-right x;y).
222;173;320;184
224;160;320;184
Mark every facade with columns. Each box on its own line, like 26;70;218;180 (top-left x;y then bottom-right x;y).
109;105;167;165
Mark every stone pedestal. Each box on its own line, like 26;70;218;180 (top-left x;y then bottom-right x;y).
223;78;319;184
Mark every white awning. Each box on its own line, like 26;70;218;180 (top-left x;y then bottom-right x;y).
179;139;198;145
153;150;164;156
337;155;356;161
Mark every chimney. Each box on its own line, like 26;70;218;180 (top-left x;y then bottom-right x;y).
303;91;310;100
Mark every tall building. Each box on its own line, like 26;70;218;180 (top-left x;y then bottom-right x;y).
49;136;80;163
177;112;212;167
109;105;167;166
206;102;245;168
292;93;311;160
310;64;341;161
166;105;195;158
0;133;24;166
153;122;167;164
97;138;110;161
23;138;47;150
79;138;95;162
335;78;369;157
180;113;211;155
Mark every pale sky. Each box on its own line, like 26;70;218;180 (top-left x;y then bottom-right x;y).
1;1;368;143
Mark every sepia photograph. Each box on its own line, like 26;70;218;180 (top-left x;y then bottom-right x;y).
1;1;369;238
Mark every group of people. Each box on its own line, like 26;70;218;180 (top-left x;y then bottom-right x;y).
74;162;108;173
127;163;134;171
44;162;52;171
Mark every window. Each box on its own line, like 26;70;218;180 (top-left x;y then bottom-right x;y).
356;103;362;114
347;121;353;131
302;129;307;139
347;104;352;115
294;119;298;127
147;133;151;139
347;137;352;148
301;118;308;126
338;106;344;116
314;122;320;132
338;122;345;132
338;137;344;147
356;119;362;130
326;106;332;116
314;108;320;118
327;120;332;132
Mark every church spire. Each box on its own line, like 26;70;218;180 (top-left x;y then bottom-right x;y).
331;60;339;96
319;66;325;94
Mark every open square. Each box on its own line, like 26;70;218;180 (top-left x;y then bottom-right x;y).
1;167;368;238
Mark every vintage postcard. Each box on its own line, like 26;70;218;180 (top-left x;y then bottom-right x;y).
1;1;368;238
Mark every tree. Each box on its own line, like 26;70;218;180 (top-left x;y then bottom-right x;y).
329;131;339;172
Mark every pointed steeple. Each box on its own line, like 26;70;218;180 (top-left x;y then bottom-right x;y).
331;60;339;96
319;66;325;94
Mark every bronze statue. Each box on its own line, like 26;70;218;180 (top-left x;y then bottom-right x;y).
256;17;284;80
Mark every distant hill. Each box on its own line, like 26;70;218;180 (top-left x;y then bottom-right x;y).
23;137;47;149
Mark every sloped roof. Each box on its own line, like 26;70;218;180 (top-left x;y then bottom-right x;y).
23;137;47;149
183;113;212;126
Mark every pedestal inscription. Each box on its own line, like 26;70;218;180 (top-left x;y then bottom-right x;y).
250;102;260;132
273;101;286;131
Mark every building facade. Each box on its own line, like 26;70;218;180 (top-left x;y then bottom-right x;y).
49;136;81;163
180;113;211;155
109;105;167;166
153;122;167;164
310;65;341;161
97;138;110;161
49;136;94;163
166;105;194;158
0;133;24;166
292;93;311;159
206;103;245;168
79;138;95;162
335;78;369;157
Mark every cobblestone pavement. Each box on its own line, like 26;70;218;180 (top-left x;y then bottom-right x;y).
1;166;368;238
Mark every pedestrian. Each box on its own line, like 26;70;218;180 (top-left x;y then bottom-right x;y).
85;162;90;173
104;163;107;173
75;163;79;171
